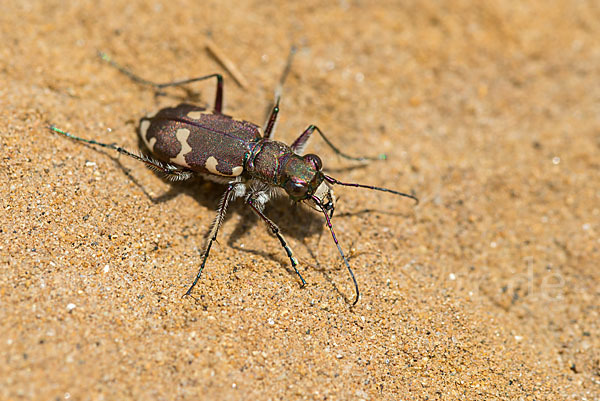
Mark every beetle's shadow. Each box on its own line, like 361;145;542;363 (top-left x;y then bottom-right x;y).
225;197;324;264
146;178;325;279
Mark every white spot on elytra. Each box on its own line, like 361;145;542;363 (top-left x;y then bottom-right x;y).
170;128;192;167
140;119;150;137
205;156;243;176
205;156;220;175
140;120;156;150
187;111;204;119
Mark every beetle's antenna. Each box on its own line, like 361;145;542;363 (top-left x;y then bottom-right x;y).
324;175;419;204
311;195;360;306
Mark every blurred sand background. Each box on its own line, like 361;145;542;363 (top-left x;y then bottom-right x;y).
1;0;599;399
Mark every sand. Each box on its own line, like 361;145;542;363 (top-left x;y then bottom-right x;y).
1;0;598;399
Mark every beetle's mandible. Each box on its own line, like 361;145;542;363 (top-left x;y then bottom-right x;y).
49;49;418;305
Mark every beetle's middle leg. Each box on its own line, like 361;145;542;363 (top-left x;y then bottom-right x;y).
184;181;244;297
246;194;307;287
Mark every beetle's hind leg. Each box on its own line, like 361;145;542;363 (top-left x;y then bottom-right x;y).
141;156;195;182
246;193;307;287
48;126;194;181
98;51;224;113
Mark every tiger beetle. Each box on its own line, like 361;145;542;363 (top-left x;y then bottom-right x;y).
49;48;418;305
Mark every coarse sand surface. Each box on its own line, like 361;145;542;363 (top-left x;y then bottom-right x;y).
1;1;599;400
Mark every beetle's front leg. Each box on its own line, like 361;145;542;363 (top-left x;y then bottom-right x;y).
246;194;307;287
291;124;385;161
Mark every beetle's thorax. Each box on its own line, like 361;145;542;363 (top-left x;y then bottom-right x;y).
245;139;295;185
245;139;326;202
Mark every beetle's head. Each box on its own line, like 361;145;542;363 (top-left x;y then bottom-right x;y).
282;153;335;213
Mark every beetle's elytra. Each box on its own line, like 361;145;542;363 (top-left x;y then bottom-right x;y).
49;50;418;305
140;104;258;178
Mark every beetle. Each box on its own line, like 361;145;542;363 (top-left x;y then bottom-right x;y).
49;49;418;305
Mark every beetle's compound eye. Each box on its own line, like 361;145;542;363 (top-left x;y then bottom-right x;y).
285;179;309;199
304;154;322;171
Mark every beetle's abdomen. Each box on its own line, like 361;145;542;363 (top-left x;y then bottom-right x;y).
140;104;262;177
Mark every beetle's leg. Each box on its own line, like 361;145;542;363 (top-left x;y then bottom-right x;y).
48;126;194;181
291;124;386;161
144;159;195;182
311;194;360;305
246;195;307;287
98;51;224;113
184;182;242;297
